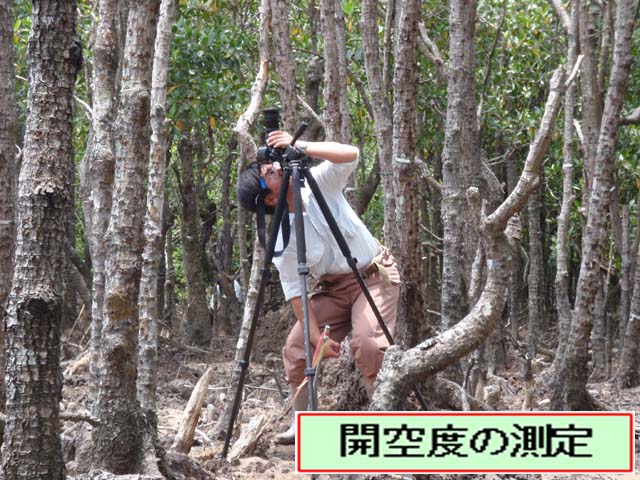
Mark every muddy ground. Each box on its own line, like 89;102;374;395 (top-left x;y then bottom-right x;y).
61;313;640;480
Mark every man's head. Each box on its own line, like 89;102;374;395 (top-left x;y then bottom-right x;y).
237;161;284;213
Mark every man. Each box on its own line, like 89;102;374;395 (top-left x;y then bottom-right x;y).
237;131;400;444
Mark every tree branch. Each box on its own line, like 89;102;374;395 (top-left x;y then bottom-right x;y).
620;106;640;126
485;67;566;234
417;23;446;80
547;0;571;33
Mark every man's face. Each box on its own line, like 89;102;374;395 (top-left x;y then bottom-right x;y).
260;162;284;207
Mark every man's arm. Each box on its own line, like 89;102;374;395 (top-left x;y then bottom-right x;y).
267;131;358;164
290;296;341;358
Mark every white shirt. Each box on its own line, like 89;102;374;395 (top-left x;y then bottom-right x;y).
272;153;381;300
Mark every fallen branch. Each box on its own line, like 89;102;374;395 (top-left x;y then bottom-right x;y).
171;366;214;454
227;413;269;462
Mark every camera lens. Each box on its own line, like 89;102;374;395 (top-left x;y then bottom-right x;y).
262;108;280;136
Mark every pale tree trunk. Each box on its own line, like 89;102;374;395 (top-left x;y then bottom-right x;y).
84;0;119;402
506;151;526;339
334;2;351;144
269;0;299;132
391;0;424;347
93;0;160;473
320;0;341;140
619;236;640;387
551;0;578;375
1;1;80;478
213;0;270;438
320;0;351;144
164;208;177;331
591;271;607;379
619;205;631;352
551;0;637;410
177;135;212;346
371;68;566;410
138;0;177;422
360;0;396;247
302;1;323;140
320;0;355;203
527;173;543;360
578;0;602;204
441;0;479;333
0;0;18;408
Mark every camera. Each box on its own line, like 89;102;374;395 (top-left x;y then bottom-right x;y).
256;108;286;164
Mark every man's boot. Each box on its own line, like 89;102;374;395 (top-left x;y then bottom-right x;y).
274;384;308;445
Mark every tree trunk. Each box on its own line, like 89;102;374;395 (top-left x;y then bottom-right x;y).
527;171;544;358
578;0;602;205
93;0;160;473
591;271;607;379
164;209;177;332
441;0;479;333
619;205;631;353
618;235;640;387
371;68;566;410
212;139;240;337
360;0;396;247
80;0;122;404
1;1;80;477
138;0;177;422
551;0;637;410
320;0;355;203
269;0;299;132
177;135;212;346
391;0;424;347
214;0;270;438
552;0;578;377
505;149;526;339
0;0;18;409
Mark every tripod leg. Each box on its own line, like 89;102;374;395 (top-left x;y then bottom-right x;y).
221;168;292;458
290;164;318;411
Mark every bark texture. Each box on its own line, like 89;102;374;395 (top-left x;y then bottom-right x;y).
619;237;640;387
360;0;396;247
0;0;17;319
441;0;480;331
138;0;177;419
320;0;351;143
213;0;270;438
269;0;299;131
0;0;18;409
552;0;578;374
1;1;79;478
85;0;119;402
391;0;424;346
372;68;566;410
93;0;160;473
551;0;637;409
178;136;212;346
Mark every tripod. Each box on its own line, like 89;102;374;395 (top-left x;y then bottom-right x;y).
222;126;427;458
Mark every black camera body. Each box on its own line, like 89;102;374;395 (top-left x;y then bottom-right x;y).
256;108;286;164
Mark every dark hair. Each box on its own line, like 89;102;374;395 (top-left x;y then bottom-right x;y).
237;161;274;214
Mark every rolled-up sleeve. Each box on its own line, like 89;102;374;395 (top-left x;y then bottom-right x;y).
310;150;359;196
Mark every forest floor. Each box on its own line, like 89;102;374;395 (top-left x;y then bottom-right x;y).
61;323;640;480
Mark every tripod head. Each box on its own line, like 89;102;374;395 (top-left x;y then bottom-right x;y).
256;108;310;167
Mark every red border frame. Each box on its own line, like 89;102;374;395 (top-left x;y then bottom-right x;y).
296;411;635;474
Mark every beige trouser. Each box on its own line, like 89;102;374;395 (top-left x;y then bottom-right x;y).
282;248;400;387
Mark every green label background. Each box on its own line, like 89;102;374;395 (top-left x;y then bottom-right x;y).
297;413;633;472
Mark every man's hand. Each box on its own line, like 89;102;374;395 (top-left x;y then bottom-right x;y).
324;338;341;358
267;130;293;149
